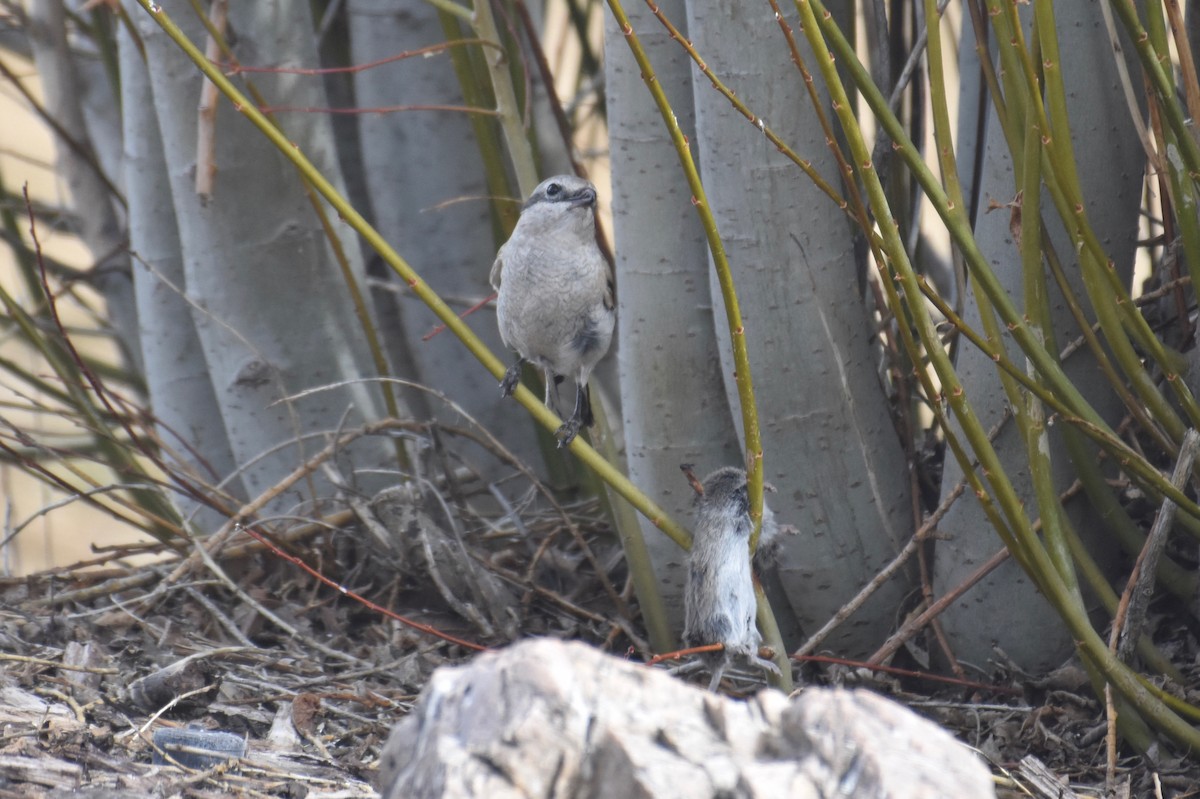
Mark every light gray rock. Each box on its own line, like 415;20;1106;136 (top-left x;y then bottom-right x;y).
377;639;995;799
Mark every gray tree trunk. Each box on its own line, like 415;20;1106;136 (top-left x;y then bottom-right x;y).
28;0;140;372
935;1;1142;673
119;14;239;533
132;0;396;514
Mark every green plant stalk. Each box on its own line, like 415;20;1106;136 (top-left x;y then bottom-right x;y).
469;0;538;196
798;0;1200;749
1142;2;1200;302
926;0;1040;572
1015;74;1082;608
922;283;1200;526
1037;237;1195;587
1019;1;1195;440
132;0;694;553
423;0;473;23
964;0;1017;146
0;273;179;540
922;0;963;213
1011;21;1083;609
1040;232;1174;454
992;0;1186;444
975;0;1164;456
603;0;783;688
437;13;519;239
971;4;1173;454
794;0;1040;585
810;0;1175;456
1017;1;1198;434
1109;0;1200;180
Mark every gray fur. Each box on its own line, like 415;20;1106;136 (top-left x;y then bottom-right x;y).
683;466;783;691
491;176;614;446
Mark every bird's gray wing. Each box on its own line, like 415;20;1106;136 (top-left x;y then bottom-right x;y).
489;252;504;291
603;264;615;312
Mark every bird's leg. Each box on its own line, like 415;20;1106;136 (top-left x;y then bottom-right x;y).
500;357;525;397
579;383;594;428
555;383;591;447
543;372;564;415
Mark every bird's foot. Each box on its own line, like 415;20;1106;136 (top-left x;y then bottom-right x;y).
499;360;523;397
555;415;583;448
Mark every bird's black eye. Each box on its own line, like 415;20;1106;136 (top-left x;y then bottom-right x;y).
545;182;562;199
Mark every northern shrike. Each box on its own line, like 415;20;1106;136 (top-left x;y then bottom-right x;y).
682;466;783;691
491;175;614;446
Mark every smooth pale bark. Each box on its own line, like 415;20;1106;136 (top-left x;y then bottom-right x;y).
604;0;742;632
687;0;914;654
27;0;140;371
348;0;542;472
935;1;1141;673
119;13;239;533
133;1;394;513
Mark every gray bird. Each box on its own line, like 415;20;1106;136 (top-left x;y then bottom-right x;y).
683;466;784;691
491;175;614;446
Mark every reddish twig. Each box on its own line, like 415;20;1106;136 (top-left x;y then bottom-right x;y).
678;463;705;497
256;103;500;117
224;40;501;76
422;292;497;341
235;522;487;652
867;545;1011;666
647;642;724;666
794;654;1022;696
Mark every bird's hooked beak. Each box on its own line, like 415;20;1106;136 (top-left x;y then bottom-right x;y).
568;186;597;209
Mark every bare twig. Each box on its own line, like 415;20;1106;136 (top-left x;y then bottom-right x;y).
1116;429;1200;661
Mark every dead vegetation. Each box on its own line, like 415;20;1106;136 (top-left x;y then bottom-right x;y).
1;427;1197;797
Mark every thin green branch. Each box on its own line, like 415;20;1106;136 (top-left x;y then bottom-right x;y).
469;0;538;196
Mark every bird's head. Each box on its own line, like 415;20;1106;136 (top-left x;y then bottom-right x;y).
517;175;598;237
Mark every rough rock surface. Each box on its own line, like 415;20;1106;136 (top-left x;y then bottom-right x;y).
377;639;995;799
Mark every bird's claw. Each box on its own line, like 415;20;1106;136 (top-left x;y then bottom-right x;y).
555;416;582;448
499;363;522;397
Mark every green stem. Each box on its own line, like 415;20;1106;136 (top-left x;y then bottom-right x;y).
469;0;538;196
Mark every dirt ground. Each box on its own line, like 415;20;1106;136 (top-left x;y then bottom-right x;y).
1;492;1197;798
